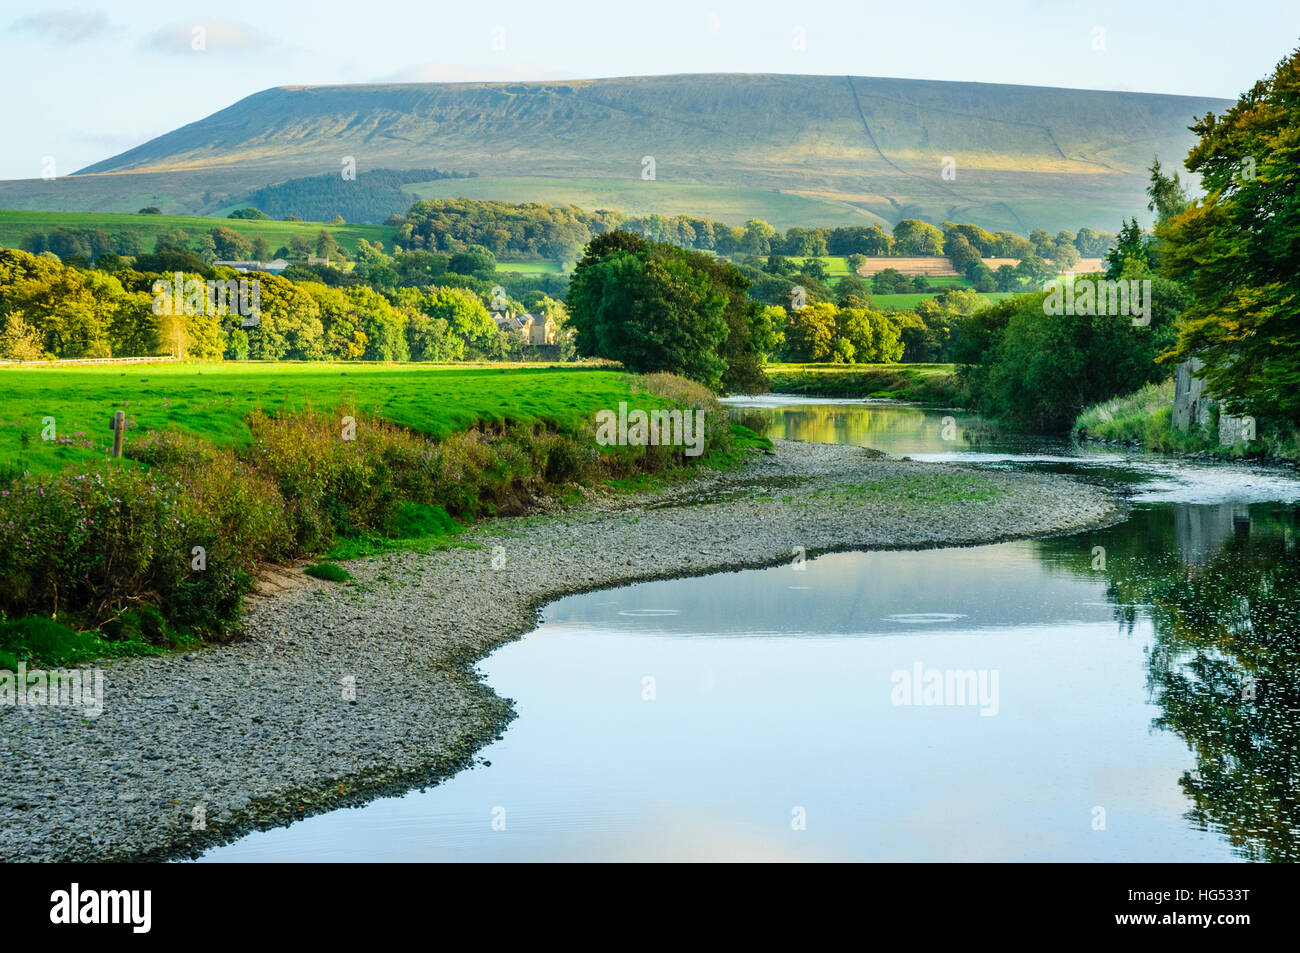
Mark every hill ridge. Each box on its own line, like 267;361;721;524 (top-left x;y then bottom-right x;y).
11;73;1231;232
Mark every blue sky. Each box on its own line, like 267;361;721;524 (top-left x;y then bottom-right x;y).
2;0;1297;181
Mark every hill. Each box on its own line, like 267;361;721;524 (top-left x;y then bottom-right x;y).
1;73;1231;232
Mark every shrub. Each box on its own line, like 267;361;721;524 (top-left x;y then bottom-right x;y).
0;443;288;637
0;382;734;652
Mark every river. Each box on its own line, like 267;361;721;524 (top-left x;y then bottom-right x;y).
199;397;1300;862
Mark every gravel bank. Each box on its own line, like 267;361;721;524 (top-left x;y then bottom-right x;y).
0;439;1123;862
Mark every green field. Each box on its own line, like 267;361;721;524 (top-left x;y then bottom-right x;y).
495;260;568;274
873;292;1014;310
785;256;855;276
404;177;886;231
0;362;642;477
0;209;397;255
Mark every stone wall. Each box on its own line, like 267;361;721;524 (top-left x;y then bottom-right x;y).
1172;357;1213;429
1172;357;1254;446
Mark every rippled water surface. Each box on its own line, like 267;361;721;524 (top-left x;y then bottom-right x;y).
200;400;1300;862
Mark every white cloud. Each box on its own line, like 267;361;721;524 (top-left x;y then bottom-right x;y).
12;9;110;45
141;20;279;56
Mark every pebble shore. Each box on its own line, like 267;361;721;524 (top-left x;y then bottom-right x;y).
0;439;1123;862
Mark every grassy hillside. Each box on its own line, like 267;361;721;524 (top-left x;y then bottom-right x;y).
0;74;1228;233
403;176;891;231
0;209;395;255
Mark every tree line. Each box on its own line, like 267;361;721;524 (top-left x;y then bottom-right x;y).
0;247;570;364
244;168;472;224
394;197;1114;264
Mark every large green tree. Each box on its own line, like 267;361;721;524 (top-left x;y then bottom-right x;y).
568;231;764;390
1159;46;1300;422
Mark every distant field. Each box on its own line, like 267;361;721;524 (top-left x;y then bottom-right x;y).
495;260;568;274
873;291;1013;310
786;256;854;276
0;363;633;476
404;177;888;231
0;209;396;255
855;256;960;277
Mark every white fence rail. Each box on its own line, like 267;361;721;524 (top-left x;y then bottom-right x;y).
0;356;180;368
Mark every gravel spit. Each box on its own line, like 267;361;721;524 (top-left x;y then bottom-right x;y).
0;439;1123;861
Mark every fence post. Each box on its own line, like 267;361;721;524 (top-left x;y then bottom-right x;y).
111;410;126;458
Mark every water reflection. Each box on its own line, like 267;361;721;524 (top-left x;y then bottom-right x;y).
1038;504;1300;861
198;401;1300;862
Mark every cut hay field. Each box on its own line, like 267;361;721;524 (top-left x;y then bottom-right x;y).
0;209;396;255
0;362;639;477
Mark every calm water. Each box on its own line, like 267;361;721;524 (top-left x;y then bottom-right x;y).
200;399;1300;862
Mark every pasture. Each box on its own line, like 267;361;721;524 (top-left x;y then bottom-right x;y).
0;362;642;477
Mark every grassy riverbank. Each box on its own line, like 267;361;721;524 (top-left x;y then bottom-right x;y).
0;363;763;668
765;363;964;405
1075;380;1300;461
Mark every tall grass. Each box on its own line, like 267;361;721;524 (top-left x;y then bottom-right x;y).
1075;379;1300;460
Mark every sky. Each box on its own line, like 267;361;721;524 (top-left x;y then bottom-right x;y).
1;0;1297;181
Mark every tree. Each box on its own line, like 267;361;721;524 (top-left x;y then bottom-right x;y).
0;311;44;360
892;220;944;255
944;231;980;273
1104;219;1154;279
1074;227;1108;257
740;219;776;257
783;303;838;362
835;274;873;309
567;234;731;388
1051;243;1082;272
1146;156;1192;225
1029;229;1055;257
993;264;1020;292
448;245;497;279
1159;46;1300;422
210;226;252;261
418;286;497;353
315;229;341;261
288;235;312;260
228;207;270;220
962;279;1189;431
246;274;324;360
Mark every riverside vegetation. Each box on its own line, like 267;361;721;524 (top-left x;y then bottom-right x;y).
0;364;762;670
